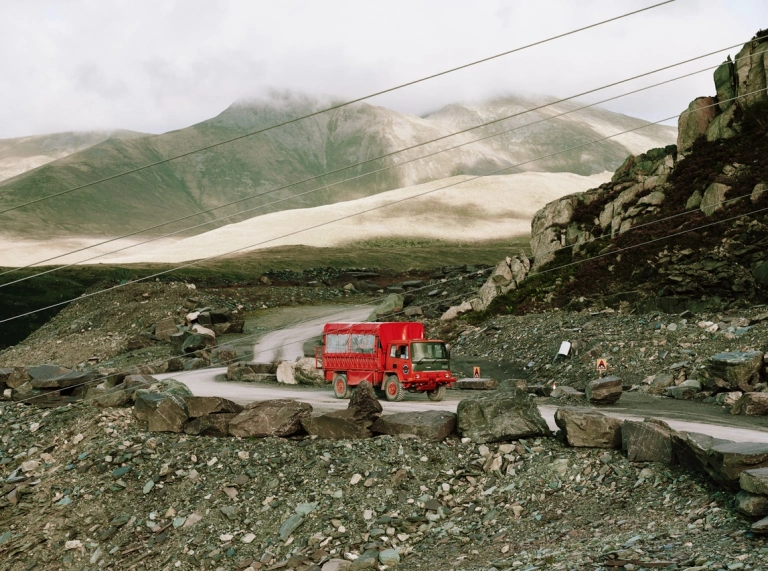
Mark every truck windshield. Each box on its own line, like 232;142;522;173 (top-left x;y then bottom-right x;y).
411;342;448;361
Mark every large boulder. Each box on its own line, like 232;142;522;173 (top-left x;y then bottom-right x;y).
707;442;768;489
154;317;178;341
440;300;473;321
276;358;324;386
622;418;675;464
730;392;768;416
735;491;768;517
585;376;622;405
91;388;133;408
368;293;404;320
184;413;239;437
300;416;371;439
147;395;189;433
212;345;237;364
28;364;70;382
31;370;97;390
6;367;31;389
700;183;731;216
370;411;457;441
554;407;621;449
228;399;312;438
677;96;719;153
671;431;733;476
134;378;193;400
186;396;243;418
701;351;764;392
326;381;382;427
741;467;768;495
456;386;549;444
133;392;167;423
182;333;215;353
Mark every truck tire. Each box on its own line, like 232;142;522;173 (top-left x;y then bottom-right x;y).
384;376;404;402
333;374;350;399
427;385;446;402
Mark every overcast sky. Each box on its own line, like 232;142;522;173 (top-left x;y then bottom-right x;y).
1;0;766;139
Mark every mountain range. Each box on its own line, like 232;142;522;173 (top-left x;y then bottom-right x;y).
0;93;675;242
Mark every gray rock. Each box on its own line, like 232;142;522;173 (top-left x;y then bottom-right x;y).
184;413;239;437
154;317;178;341
134;378;192;400
301;415;371;439
585;376;622;405
551;385;584;399
147;394;189;433
28;364;70;382
228;399;312;438
665;380;701;400
622;418;675;465
740;467;768;495
730;393;768;416
708;442;768;488
752;182;767;204
227;362;258;382
325;381;382;427
133;392;167;423
6;367;31;389
186;396;243;418
752;515;768;534
182;333;215;353
169;331;192;355
677;96;718;153
322;560;351;571
671;431;733;476
455;378;498;390
31;370;98;390
91;388;133;408
278;514;303;540
370;411;457;441
212;345;237;364
456;386;549;444
701;351;764;392
735;490;768;517
700;182;732;216
554;407;622;449
368;293;404;320
379;549;400;565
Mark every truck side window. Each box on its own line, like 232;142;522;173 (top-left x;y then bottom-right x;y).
389;345;397;358
398;345;408;359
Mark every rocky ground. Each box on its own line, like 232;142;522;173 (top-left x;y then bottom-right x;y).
2;399;768;571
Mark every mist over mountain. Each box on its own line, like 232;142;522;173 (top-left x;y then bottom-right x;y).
0;129;147;182
0;93;675;240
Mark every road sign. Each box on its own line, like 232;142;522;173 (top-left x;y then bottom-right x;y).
473;366;481;378
596;358;608;371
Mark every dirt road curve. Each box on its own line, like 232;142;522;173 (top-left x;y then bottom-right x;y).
158;367;768;444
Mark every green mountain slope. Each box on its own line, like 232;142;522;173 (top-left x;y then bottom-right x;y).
0;94;676;238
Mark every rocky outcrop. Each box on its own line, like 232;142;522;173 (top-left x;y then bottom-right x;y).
441;252;530;320
701;351;764;392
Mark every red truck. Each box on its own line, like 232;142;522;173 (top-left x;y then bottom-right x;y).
316;322;456;401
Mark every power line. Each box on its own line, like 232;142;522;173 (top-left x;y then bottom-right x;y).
2;42;756;286
12;197;768;407
0;1;674;217
1;87;764;326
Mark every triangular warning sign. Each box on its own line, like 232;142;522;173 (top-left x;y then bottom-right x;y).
596;358;607;371
473;366;481;378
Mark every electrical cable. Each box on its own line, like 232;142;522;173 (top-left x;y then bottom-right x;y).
0;1;674;217
1;42;755;285
11;196;768;408
1;86;764;326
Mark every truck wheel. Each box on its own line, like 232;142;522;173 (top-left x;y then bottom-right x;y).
427;385;446;402
384;376;404;402
333;374;349;399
